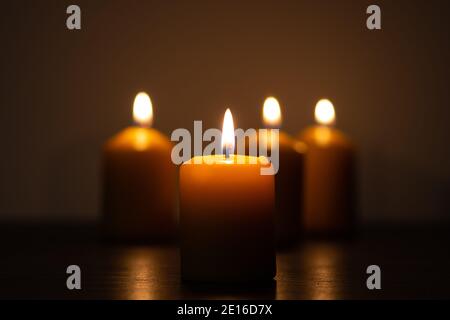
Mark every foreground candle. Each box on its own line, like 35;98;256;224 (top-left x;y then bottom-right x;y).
180;109;276;282
102;92;177;241
298;99;355;235
261;97;306;247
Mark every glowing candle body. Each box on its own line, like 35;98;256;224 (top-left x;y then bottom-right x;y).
180;155;276;282
298;100;355;235
253;130;305;247
273;132;305;246
102;93;177;240
261;97;306;247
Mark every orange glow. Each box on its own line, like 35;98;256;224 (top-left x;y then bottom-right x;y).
314;126;332;145
315;99;335;126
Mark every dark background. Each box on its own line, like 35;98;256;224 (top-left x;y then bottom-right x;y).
1;0;449;224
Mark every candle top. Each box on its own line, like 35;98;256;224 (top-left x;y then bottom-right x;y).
183;154;271;166
105;127;171;152
256;130;306;154
300;126;353;149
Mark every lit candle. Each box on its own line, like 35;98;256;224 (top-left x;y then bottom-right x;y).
262;97;306;248
298;99;355;236
102;92;177;241
180;109;276;282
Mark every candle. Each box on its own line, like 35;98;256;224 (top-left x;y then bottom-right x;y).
102;92;177;241
261;97;306;248
180;109;276;282
298;99;355;236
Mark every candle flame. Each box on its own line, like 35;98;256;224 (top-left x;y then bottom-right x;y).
263;96;282;127
221;108;235;157
315;98;335;126
133;92;153;127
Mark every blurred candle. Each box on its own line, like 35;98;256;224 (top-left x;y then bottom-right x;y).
298;99;355;236
102;92;177;241
180;109;276;282
262;97;306;248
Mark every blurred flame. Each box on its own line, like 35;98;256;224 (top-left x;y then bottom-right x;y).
133;92;153;127
315;99;335;126
221;108;235;155
263;96;282;127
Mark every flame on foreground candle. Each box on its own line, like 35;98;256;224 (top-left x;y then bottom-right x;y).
221;108;235;158
263;97;282;128
133;92;153;127
314;98;335;126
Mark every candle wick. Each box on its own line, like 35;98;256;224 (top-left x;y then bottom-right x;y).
134;121;146;128
225;146;231;159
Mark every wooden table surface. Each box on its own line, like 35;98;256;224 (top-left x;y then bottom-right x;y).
0;224;449;300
